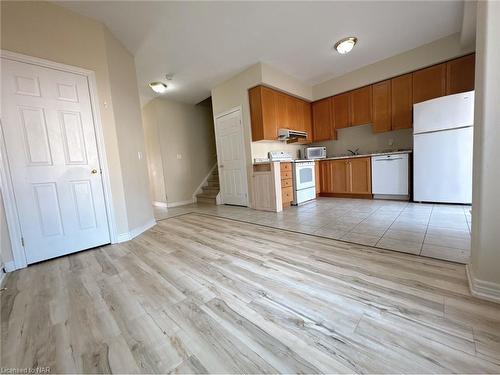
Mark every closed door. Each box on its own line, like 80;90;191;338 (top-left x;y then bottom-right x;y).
215;109;248;206
1;58;110;264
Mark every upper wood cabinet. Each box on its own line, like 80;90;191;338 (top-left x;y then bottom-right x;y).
249;86;277;141
372;80;392;133
350;86;372;126
333;92;350;129
446;54;475;95
275;91;288;130
391;73;413;130
312;97;333;141
412;63;446;104
249;85;312;142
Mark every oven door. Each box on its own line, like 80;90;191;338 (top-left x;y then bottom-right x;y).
294;163;315;190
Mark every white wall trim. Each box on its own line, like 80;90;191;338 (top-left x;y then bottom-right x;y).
3;261;15;273
192;162;218;201
115;218;156;243
466;265;500;304
153;201;168;208
0;50;118;271
167;198;195;208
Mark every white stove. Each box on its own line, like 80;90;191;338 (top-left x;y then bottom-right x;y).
292;160;316;205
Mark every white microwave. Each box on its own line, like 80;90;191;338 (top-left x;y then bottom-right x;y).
304;147;327;159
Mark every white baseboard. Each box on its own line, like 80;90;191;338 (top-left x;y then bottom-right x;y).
0;268;6;285
153;201;168;208
114;218;156;243
167;198;195;208
3;261;16;273
466;265;500;304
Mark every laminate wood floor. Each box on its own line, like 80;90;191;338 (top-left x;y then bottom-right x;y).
1;213;499;373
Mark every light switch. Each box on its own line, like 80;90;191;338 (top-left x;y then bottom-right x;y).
176;154;182;160
138;151;143;160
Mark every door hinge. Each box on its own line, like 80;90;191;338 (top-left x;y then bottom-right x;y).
21;237;25;247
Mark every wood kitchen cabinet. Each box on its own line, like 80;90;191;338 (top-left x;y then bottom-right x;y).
333;92;350;129
349;157;372;194
275;91;288;130
391;73;413;130
331;160;349;193
249;85;277;141
350;86;372;126
446;54;475;95
312;97;334;141
319;160;335;193
372;80;392;133
319;157;372;196
412;63;446;104
249;85;312;142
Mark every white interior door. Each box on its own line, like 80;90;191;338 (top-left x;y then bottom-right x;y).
214;109;248;206
1;58;110;264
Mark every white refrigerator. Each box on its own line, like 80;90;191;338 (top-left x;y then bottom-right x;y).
413;91;474;204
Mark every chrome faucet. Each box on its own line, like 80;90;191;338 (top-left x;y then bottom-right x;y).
347;148;360;156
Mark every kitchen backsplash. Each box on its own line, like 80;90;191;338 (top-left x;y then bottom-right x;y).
251;141;302;160
312;124;413;156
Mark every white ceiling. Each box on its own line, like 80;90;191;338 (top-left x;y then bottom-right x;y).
57;1;464;104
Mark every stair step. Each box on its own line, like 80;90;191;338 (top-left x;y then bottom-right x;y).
202;186;219;193
196;192;218;199
207;180;219;187
197;196;217;204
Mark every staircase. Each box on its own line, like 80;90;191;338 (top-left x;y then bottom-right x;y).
196;168;220;204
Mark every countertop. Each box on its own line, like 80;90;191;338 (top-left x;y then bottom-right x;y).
321;149;412;161
253;150;412;165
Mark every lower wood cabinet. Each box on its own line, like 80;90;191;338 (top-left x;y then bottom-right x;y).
349;157;372;194
280;162;293;208
319;157;372;196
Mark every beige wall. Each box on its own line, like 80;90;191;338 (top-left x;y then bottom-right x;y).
1;1;153;265
104;28;153;230
313;33;475;101
143;98;217;205
312;125;413;156
142;104;166;204
469;0;500;298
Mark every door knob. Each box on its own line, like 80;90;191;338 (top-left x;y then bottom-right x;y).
91;169;98;174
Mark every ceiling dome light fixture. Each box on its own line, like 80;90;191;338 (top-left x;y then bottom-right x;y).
334;36;358;55
149;82;167;94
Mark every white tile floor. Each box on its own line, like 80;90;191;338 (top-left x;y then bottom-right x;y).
154;197;471;263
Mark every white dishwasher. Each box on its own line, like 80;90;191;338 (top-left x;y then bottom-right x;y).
371;153;409;199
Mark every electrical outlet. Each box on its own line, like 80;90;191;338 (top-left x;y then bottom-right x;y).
388;138;394;146
176;154;182;160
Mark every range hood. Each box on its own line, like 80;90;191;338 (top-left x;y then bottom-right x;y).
278;128;308;143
